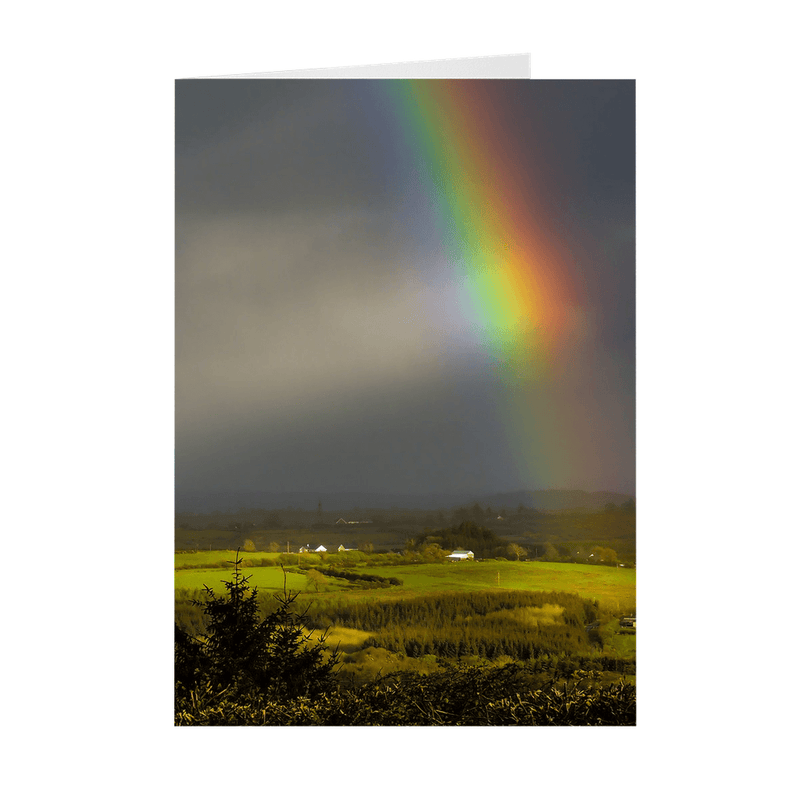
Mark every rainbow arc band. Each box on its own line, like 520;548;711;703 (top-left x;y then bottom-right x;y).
379;81;586;486
385;80;574;373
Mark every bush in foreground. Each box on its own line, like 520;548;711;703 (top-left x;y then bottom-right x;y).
175;663;635;726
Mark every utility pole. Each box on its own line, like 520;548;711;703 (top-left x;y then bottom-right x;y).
497;571;500;587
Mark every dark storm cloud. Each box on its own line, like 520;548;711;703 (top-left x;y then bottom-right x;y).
176;81;404;216
518;81;636;357
176;360;519;496
511;80;635;205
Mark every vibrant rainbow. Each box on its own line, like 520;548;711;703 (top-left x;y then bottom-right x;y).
382;80;582;486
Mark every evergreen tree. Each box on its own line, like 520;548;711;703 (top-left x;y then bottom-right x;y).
175;551;339;699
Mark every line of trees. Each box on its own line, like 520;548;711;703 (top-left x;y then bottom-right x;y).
297;564;402;589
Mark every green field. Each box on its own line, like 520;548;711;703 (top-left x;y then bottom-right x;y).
176;564;308;594
175;551;635;612
341;560;635;611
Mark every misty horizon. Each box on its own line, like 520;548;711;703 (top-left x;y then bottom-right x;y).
175;487;635;515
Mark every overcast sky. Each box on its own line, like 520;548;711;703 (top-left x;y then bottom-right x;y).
175;79;635;500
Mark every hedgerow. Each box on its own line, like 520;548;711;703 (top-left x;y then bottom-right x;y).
175;663;635;726
296;564;402;587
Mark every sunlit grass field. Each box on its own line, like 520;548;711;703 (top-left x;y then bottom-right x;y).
175;564;308;594
354;561;635;610
174;552;635;613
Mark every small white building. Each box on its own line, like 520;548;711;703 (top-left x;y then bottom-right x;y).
447;550;474;561
314;545;327;553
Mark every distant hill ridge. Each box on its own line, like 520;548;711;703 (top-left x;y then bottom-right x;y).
476;489;634;511
175;488;634;514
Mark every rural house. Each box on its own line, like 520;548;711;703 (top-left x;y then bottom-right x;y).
447;550;474;561
299;544;327;554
